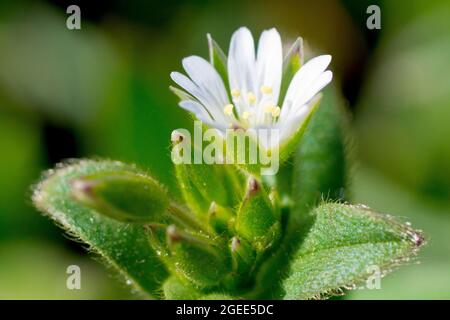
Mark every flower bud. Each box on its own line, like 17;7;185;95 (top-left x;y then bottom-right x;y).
208;202;234;235
235;178;281;252
145;223;169;255
166;225;231;288
230;236;255;271
71;171;168;223
226;236;256;289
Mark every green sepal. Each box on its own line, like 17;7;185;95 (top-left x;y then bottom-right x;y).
172;129;244;218
207;33;229;93
223;128;277;177
145;223;171;261
224;128;261;176
279;37;304;104
278;94;321;164
166;225;231;288
208;202;235;236
71;171;168;223
226;236;256;290
169;85;195;101
235;178;281;252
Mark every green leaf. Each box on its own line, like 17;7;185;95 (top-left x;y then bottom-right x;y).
32;159;168;297
283;203;425;300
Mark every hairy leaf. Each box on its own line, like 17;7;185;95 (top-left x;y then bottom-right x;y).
32;159;168;297
283;203;425;299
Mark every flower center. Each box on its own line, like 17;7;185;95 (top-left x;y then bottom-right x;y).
223;86;279;128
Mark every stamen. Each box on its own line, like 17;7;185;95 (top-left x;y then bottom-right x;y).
264;104;275;114
247;92;256;104
260;86;273;94
242;111;251;120
223;104;234;116
271;106;281;118
231;88;241;98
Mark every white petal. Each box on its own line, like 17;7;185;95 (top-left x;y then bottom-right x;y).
170;85;195;101
197;116;228;133
179;101;227;132
279;94;321;142
171;71;204;101
228;27;256;110
282;55;331;108
179;100;213;120
278;111;308;144
294;71;333;107
256;28;282;104
170;71;226;123
280;55;331;120
182;55;229;107
254;128;276;150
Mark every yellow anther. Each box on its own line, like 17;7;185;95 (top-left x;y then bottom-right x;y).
231;88;241;97
271;106;281;117
242;111;251;120
247;92;256;104
223;104;234;116
260;85;273;94
264;104;275;114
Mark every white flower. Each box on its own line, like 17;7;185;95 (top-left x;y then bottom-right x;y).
170;27;332;150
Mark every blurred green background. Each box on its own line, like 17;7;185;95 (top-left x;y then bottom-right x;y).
0;0;449;299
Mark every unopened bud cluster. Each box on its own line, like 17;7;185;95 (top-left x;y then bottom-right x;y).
69;141;283;297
